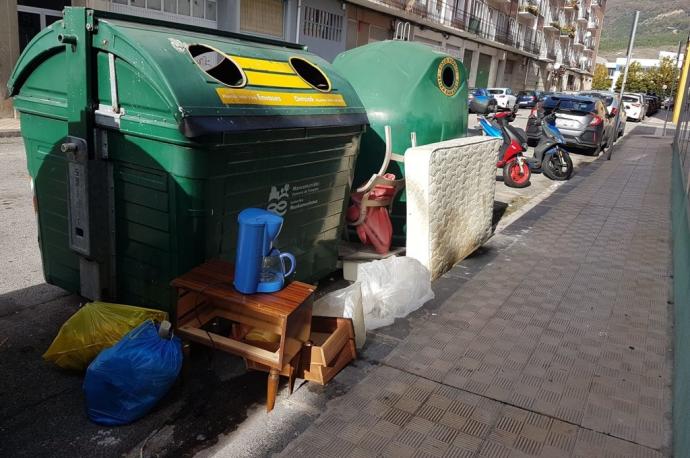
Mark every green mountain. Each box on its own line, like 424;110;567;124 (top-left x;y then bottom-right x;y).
598;0;689;59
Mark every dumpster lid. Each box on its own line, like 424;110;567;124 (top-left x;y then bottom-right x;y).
8;10;368;137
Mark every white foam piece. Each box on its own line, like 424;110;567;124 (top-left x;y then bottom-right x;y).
405;136;500;279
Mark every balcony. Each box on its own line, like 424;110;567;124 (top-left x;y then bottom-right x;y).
587;18;599;30
577;9;589;23
573;33;585;48
592;0;606;10
373;0;542;56
518;1;540;21
560;25;575;40
544;21;560;33
564;0;579;11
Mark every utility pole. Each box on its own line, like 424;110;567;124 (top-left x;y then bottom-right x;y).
607;11;639;161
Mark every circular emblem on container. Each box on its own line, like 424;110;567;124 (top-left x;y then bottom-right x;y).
437;57;460;97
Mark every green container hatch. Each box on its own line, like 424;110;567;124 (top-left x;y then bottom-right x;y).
8;7;367;314
332;41;468;244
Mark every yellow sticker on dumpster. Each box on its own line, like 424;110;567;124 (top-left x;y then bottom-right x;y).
216;88;347;107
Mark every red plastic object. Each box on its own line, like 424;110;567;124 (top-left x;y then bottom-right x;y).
347;174;397;254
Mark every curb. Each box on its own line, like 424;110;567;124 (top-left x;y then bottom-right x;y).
0;130;21;138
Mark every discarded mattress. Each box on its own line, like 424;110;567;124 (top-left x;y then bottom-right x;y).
405;136;500;279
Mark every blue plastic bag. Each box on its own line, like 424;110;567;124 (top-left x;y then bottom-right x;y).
83;320;182;425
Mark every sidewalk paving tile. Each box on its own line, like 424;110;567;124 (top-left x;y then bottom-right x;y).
281;133;672;457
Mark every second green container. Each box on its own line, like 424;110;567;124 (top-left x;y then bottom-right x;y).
333;41;469;244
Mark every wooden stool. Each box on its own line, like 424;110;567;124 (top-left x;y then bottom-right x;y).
171;259;314;412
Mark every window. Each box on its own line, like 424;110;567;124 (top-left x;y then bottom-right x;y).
241;0;284;38
114;0;216;21
302;6;343;42
16;5;63;52
544;97;595;113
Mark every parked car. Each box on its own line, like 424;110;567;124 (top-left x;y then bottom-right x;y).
644;95;658;116
622;93;646;121
579;91;627;139
516;90;541;108
538;91;555;101
468;88;498;114
526;95;613;154
663;96;675;110
487;87;517;111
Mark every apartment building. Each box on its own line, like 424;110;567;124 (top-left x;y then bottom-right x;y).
0;0;605;117
345;0;605;91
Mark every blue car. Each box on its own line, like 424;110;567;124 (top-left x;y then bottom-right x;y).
517;90;542;108
468;88;497;114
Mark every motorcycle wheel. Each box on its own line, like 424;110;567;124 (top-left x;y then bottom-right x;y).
503;159;531;188
508;104;518;122
542;149;573;181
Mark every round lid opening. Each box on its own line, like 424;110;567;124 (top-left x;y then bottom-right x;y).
188;44;246;87
289;57;331;92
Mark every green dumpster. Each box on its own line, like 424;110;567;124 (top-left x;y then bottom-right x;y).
333;41;468;244
8;7;367;313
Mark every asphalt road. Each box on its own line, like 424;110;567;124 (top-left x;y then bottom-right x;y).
0;110;667;457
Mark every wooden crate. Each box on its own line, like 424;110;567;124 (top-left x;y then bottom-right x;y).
302;316;356;385
245;316;356;386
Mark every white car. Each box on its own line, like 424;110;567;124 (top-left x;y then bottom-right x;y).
622;93;645;122
487;87;517;110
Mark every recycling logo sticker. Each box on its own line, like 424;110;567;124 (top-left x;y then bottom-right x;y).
266;182;321;216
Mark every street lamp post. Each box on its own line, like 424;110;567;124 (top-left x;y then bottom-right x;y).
662;40;684;136
607;11;639;160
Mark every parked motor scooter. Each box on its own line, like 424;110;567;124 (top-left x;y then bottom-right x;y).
478;110;573;183
526;110;573;181
477;111;530;188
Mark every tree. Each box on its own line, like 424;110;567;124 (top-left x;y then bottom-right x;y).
646;57;678;96
592;64;611;90
615;61;649;93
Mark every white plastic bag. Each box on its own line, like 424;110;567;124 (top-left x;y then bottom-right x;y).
313;283;366;349
357;256;434;331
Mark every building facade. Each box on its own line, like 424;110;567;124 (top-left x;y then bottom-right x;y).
0;0;607;117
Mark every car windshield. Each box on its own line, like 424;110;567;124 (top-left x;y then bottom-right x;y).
518;91;534;97
488;89;504;94
544;97;595;114
622;95;638;103
583;94;614;105
472;89;486;96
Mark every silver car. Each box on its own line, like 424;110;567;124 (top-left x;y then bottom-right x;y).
580;91;627;139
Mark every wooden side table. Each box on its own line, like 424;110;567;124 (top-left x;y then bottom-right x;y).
170;259;314;412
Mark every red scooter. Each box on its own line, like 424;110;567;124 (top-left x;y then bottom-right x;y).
477;111;531;188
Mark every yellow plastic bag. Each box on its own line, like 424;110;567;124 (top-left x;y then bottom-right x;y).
43;301;167;371
245;328;280;343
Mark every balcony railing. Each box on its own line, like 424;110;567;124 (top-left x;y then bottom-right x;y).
577;8;589;23
593;0;606;9
373;0;543;56
564;0;579;10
